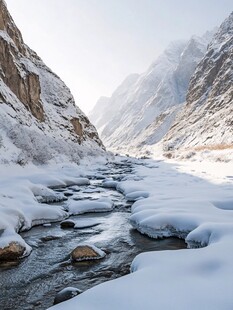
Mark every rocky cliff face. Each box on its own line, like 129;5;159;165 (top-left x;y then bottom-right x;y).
0;0;104;164
163;12;233;152
90;34;212;155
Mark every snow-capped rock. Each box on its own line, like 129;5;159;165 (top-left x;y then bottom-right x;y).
163;12;233;152
0;0;104;165
89;33;213;155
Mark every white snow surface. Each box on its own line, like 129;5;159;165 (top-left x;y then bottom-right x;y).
74;218;101;229
102;179;118;189
67;198;114;215
49;156;233;310
125;190;149;202
0;156;108;254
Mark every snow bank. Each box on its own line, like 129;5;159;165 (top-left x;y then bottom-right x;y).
125;190;149;202
0;158;105;257
49;158;233;310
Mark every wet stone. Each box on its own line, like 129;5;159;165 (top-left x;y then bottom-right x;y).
0;242;25;261
64;192;73;197
54;287;82;305
60;220;75;229
71;245;106;262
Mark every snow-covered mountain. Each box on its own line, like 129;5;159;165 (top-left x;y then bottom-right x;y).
89;32;213;154
0;0;104;164
89;73;139;135
163;12;233;153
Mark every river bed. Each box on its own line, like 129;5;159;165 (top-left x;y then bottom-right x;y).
0;161;186;310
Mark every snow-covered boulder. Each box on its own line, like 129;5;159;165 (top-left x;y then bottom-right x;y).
54;287;82;305
67;197;114;215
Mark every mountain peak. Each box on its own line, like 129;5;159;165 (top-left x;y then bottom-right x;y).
90;33;212;154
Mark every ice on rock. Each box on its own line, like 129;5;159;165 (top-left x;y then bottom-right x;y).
54;287;82;305
74;219;101;229
67;197;114;215
43;223;52;227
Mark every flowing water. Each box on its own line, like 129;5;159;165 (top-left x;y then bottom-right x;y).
0;161;186;310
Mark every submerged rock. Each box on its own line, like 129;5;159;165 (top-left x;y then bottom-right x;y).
71;244;106;261
0;242;25;261
60;220;75;229
54;287;82;305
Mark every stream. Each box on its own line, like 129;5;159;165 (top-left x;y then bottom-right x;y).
0;161;186;310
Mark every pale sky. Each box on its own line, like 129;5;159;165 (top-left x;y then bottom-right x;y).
5;0;233;114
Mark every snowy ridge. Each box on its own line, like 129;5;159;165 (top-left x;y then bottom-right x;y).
0;0;104;165
89;34;213;155
163;12;233;153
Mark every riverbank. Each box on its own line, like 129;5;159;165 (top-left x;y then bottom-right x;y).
0;156;233;309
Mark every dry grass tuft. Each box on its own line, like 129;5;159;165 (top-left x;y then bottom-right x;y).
193;144;233;151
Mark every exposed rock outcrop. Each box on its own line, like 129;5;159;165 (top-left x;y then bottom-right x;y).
163;12;233;151
0;0;104;164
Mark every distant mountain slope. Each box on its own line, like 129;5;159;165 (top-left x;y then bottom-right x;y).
0;0;104;164
89;73;139;135
163;12;233;152
90;32;213;154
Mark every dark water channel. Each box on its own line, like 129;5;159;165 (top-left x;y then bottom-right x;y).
0;161;186;310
